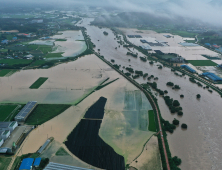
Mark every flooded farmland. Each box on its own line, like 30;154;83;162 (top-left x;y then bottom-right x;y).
29;30;87;59
14;53;157;169
77;18;222;170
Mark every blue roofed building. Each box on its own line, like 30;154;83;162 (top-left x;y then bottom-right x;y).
13;37;17;40
33;158;41;167
180;65;196;73
202;72;222;82
1;40;8;44
205;43;211;46
19;158;34;170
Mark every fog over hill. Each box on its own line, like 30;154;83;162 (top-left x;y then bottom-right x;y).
1;0;222;26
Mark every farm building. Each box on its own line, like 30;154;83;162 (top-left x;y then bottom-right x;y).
15;101;37;122
19;158;34;170
140;45;152;50
33;157;41;167
127;35;135;38
0;130;10;140
164;35;172;38
38;139;51;154
1;40;8;44
134;35;142;38
0;138;4;147
202;72;222;82
0;121;18;132
212;45;220;49
179;42;199;47
44;162;93;170
140;39;147;43
180;65;196;73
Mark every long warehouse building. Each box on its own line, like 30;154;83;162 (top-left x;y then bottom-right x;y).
44;162;93;170
14;101;37;122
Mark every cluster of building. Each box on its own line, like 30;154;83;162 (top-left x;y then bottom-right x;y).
140;39;164;47
0;101;37;154
180;65;222;83
205;43;220;49
201;72;222;82
19;158;41;170
0;121;18;147
1;37;18;44
127;35;142;38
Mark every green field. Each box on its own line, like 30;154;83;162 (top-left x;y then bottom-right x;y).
188;60;217;66
38;45;52;54
138;110;148;131
0;59;32;66
0;49;8;52
29;60;47;67
25;104;71;125
0;69;17;77
29;77;48;89
0;157;12;170
55;147;70;156
161;55;176;59
148;110;156;132
55;39;67;41
45;52;64;58
0;104;18;121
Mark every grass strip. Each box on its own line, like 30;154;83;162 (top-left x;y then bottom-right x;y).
29;77;48;89
188;60;217;66
0;69;16;77
55;147;70;156
0;105;18;121
0;59;32;66
148;110;156;132
0;157;12;170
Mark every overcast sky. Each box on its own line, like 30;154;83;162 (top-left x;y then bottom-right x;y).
1;0;222;26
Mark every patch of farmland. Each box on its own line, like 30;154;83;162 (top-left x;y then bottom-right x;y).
130;136;162;170
65;97;125;169
141;92;153;110
135;90;142;110
138;110;149;131
84;97;107;119
0;104;19;121
148;110;156;132
25;104;71;125
100;109;155;164
29;77;48;89
124;91;135;110
0;69;17;77
65;97;125;170
188;60;217;66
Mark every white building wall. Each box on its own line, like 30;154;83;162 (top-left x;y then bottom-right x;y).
1;131;10;140
0;139;4;147
8;122;18;132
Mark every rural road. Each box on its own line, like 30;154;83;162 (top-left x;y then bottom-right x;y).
93;51;171;170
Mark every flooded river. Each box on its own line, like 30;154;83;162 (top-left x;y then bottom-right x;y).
78;18;222;170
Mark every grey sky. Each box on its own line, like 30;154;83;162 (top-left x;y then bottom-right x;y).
1;0;222;26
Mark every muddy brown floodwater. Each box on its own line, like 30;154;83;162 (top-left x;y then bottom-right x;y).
78;18;222;170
